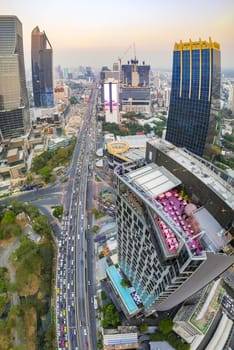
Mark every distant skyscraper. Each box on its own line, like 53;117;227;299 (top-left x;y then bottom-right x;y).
0;15;30;139
122;59;150;87
121;59;151;114
31;26;54;107
166;38;221;157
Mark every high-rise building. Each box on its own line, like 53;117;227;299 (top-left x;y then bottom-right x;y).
0;15;30;139
121;59;150;87
120;59;151;114
104;79;119;123
31;26;54;108
115;139;234;316
166;38;221;157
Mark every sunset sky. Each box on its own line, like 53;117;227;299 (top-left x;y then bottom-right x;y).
2;0;234;70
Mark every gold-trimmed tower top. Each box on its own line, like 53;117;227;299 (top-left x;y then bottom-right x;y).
174;37;220;51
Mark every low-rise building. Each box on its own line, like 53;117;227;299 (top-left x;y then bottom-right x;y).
173;279;227;350
103;326;139;350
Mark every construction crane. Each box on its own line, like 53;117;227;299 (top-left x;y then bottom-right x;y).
118;45;132;69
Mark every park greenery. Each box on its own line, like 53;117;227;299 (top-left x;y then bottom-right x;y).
103;112;167;137
150;318;190;350
0;209;22;240
0;200;56;350
101;302;120;329
30;137;76;183
52;205;63;221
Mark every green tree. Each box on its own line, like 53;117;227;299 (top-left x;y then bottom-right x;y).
25;172;34;185
52;206;63;220
92;225;99;233
101;291;107;300
150;332;165;341
121;278;130;288
24;204;40;219
33;215;51;237
102;302;120;328
139;323;148;333
158;317;174;335
70;96;78;104
1;210;16;224
39;166;52;182
143;123;152;134
9;200;26;215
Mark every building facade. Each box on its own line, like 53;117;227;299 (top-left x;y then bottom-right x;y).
120;59;151;114
166;38;221;157
121;59;150;87
104;79;119;123
0;16;30;139
115;139;234;316
31;26;54;108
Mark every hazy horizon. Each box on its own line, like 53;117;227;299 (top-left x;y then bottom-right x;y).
2;0;234;71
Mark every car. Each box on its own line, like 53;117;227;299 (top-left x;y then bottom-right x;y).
88;281;91;286
84;328;87;336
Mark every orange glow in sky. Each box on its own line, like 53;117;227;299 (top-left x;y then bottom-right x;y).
2;0;234;69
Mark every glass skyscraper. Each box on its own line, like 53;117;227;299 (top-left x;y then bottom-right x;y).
31;26;54;108
166;38;221;157
0;16;30;139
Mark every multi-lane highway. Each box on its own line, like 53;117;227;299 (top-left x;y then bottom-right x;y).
56;86;98;350
0;85;99;350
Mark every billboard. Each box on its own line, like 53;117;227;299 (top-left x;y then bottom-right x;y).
104;82;118;112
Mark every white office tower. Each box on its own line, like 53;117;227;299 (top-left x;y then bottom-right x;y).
115;139;234;316
104;78;119;123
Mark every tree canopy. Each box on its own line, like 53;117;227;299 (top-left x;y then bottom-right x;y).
158;317;174;334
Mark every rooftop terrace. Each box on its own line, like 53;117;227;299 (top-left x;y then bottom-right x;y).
116;163;229;257
148;139;234;210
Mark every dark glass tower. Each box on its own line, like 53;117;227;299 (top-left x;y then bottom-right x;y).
0;16;30;139
121;59;150;87
31;26;54;108
166;38;221;157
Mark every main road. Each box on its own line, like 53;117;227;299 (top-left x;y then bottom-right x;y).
0;86;99;350
57;85;98;350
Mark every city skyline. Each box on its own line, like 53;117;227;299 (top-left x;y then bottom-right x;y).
2;0;234;70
